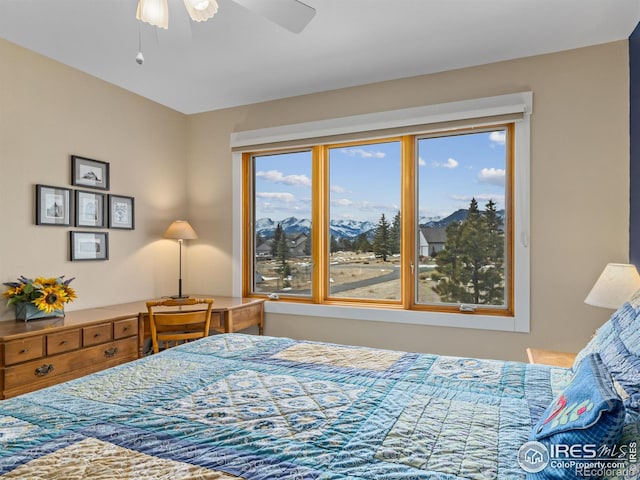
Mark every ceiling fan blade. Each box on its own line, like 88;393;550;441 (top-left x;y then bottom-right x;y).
232;0;316;33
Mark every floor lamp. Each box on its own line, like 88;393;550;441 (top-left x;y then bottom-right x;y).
163;220;198;299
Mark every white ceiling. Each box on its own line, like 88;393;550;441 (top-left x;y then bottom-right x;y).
1;0;639;115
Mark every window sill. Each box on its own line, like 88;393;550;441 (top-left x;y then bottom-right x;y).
264;300;529;333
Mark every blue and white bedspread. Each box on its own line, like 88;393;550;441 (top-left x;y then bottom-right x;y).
0;334;570;479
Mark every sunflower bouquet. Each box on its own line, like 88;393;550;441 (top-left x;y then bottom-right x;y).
3;276;76;316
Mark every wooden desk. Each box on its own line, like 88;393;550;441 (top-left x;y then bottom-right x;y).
138;296;265;346
0;296;264;399
526;347;576;368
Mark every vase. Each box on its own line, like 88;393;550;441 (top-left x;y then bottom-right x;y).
14;302;64;322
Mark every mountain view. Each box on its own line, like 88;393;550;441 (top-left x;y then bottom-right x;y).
256;208;505;239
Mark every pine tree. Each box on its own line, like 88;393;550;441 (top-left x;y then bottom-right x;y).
391;211;401;255
478;199;504;304
330;235;339;254
432;198;505;305
354;233;371;253
372;213;392;261
272;223;290;279
431;220;474;303
271;223;284;258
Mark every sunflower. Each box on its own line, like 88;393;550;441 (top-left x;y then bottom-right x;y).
64;286;77;302
33;286;68;314
3;275;77;313
34;277;57;288
2;284;24;299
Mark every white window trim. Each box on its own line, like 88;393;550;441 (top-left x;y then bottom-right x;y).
231;92;532;333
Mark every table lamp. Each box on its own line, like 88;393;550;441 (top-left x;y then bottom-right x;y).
584;263;640;309
163;220;198;299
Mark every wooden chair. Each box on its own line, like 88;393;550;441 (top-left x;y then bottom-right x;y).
146;297;214;353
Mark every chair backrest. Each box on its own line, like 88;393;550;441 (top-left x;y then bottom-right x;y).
146;297;214;353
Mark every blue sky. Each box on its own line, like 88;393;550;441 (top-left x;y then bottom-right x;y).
254;129;506;223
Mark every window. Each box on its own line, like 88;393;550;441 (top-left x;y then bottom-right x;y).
415;127;512;315
328;140;402;302
234;93;531;332
250;150;313;297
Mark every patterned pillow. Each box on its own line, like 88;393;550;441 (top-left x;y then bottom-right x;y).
572;290;640;410
529;353;625;479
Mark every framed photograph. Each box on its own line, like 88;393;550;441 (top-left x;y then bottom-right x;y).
108;194;135;230
71;155;110;190
35;184;72;226
75;190;106;228
70;231;109;261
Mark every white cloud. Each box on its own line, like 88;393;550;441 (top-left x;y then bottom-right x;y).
332;198;354;207
331;185;352;193
418;156;426;167
256;192;296;202
331;198;398;213
430;158;458;169
341;148;386;159
478;167;505;186
489;131;506;145
256;169;311;187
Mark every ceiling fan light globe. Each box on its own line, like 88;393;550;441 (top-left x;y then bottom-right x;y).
136;0;169;29
183;0;218;22
187;0;210;11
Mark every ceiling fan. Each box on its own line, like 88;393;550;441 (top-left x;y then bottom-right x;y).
136;0;316;34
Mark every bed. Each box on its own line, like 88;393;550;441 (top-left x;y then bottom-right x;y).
0;308;639;480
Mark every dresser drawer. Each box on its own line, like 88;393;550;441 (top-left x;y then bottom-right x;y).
114;318;137;339
47;329;81;355
83;323;113;346
4;337;138;391
4;337;44;365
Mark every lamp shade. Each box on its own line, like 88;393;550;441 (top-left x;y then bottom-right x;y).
136;0;169;29
584;263;640;309
163;220;198;240
183;0;218;22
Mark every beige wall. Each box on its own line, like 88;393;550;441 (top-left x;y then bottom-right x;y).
1;38;631;362
0;39;189;319
188;40;631;361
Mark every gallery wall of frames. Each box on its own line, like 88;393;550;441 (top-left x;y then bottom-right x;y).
35;155;135;261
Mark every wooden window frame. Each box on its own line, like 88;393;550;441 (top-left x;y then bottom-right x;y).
233;92;531;333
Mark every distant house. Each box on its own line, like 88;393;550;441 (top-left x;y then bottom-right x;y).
255;233;309;258
289;233;309;257
419;227;447;257
255;240;273;258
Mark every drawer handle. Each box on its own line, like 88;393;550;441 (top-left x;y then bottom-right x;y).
35;364;54;376
60;340;68;345
104;347;119;358
20;348;29;354
94;333;101;338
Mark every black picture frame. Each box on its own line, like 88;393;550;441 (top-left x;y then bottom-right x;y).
71;155;110;190
108;194;135;230
35;184;72;226
70;231;109;261
75;190;106;228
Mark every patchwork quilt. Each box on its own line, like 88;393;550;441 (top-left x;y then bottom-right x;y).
0;334;571;479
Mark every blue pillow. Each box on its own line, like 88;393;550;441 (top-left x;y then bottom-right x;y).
527;353;625;479
572;295;640;371
572;291;640;411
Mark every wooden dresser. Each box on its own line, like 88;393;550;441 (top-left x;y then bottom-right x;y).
0;296;264;399
0;309;139;399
